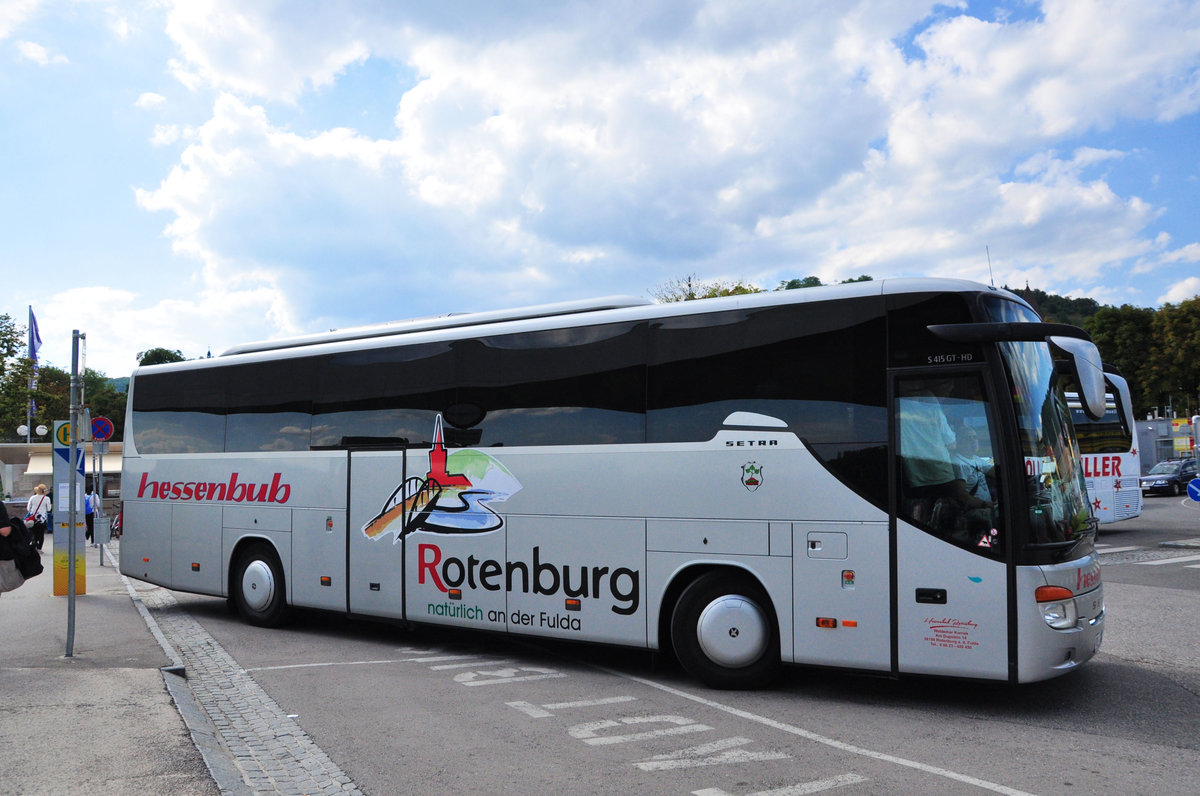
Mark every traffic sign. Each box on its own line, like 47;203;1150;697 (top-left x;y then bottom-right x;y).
1188;478;1200;503
92;416;114;441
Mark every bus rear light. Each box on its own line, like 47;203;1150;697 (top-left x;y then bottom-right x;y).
1036;585;1077;630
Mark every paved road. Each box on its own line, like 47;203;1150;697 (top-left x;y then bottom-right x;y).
1097;492;1200;589
158;576;1200;794
124;494;1200;795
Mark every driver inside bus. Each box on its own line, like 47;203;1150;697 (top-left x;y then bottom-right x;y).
899;378;991;539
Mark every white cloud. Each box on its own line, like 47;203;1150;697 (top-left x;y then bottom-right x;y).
1160;276;1200;304
150;124;181;146
0;0;40;40
16;39;67;65
109;15;133;40
129;0;1200;347
135;92;166;108
163;0;371;101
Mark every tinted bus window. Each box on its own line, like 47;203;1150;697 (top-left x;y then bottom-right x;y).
132;369;226;453
648;301;888;505
312;343;456;448
456;322;646;446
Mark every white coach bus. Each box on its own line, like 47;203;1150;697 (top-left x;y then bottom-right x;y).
120;278;1107;687
1065;374;1142;525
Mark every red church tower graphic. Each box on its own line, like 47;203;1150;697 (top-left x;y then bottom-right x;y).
427;415;472;488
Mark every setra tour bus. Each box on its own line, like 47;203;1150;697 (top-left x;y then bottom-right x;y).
120;278;1106;687
1065;374;1142;524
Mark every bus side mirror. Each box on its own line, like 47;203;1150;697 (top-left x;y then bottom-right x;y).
1050;336;1106;420
1104;371;1135;437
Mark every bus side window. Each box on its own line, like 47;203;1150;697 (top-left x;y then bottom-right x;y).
898;374;1003;554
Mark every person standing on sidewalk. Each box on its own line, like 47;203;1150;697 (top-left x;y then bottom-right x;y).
1;502;27;594
85;482;97;546
25;483;51;552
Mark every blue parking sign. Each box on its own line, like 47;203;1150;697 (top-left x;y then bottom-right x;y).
1188;478;1200;503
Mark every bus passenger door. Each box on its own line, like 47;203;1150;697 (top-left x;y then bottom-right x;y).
893;372;1010;680
348;450;410;620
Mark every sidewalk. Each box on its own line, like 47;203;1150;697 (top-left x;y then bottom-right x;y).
0;542;218;796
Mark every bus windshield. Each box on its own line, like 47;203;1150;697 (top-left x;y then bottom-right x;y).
985;299;1095;560
1070;402;1130;454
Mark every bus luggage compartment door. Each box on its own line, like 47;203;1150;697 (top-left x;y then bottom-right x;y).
792;521;890;671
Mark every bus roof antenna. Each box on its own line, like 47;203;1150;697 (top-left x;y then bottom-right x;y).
986;245;995;287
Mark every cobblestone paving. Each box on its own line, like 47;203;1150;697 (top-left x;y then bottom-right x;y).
133;580;363;796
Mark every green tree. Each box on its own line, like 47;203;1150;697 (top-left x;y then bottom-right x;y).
0;313;20;377
0;313;130;441
83;368;127;441
776;275;872;290
0;356;33;440
1147;298;1200;418
651;274;763;302
777;276;825;290
0;312;35;440
1084;305;1157;416
1008;285;1101;327
137;347;186;366
0;360;67;441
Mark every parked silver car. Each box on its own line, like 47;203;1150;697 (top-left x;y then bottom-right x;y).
1139;458;1198;496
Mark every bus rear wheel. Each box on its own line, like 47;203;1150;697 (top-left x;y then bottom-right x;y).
232;543;290;627
671;571;780;689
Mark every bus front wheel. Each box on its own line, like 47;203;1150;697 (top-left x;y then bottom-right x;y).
232;543;290;627
671;571;780;689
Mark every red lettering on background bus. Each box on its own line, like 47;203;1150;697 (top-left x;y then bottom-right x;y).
1081;456;1122;478
136;471;291;504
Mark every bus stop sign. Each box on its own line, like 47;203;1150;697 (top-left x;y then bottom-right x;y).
92;416;114;442
1188;479;1200;503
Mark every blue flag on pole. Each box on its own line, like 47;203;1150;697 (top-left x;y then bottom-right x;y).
28;307;41;417
28;306;42;362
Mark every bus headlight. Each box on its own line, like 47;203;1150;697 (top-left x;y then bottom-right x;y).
1035;585;1078;630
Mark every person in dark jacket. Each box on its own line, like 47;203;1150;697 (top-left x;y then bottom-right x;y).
0;502;26;594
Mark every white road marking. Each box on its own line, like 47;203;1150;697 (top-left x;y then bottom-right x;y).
507;695;638;718
454;665;567;686
428;658;514;670
636;736;790;770
693;773;868;795
1138;553;1200;565
244;655;470;672
569;715;711;745
595;666;1036;796
1096;546;1140;554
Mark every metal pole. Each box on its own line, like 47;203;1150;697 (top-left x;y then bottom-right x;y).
97;447;105;567
66;330;82;658
93;446;100;567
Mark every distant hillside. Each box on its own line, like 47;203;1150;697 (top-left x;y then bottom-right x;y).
107;377;129;394
1005;285;1102;327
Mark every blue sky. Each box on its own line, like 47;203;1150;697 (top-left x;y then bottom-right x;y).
2;0;1199;377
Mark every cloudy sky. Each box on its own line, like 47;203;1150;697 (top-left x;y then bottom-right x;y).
3;0;1199;377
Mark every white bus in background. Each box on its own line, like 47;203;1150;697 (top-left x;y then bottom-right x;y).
120;278;1107;688
1066;373;1142;525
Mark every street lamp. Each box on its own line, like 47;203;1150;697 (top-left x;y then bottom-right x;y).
17;424;49;439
